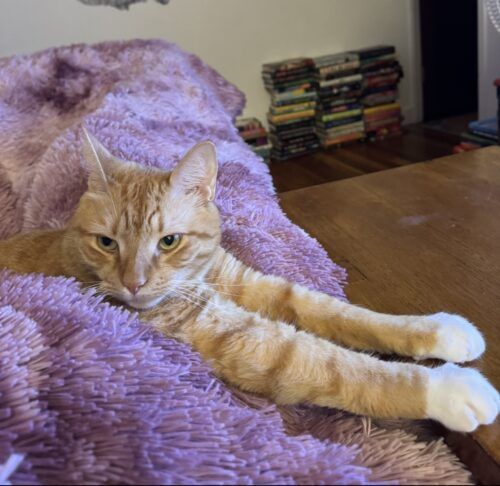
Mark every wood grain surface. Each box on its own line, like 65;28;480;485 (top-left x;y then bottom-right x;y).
279;146;500;481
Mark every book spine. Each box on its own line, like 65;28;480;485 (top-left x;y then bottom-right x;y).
317;60;361;75
270;101;317;114
319;108;363;122
268;109;316;124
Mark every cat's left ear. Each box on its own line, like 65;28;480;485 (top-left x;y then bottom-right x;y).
170;141;218;203
81;128;121;193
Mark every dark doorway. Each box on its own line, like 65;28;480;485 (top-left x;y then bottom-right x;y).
419;0;478;122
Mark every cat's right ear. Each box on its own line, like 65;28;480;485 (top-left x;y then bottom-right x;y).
170;141;218;204
81;128;117;193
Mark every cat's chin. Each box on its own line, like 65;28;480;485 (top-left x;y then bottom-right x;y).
124;294;165;310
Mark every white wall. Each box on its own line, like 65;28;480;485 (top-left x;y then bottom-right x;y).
0;0;422;124
478;0;500;119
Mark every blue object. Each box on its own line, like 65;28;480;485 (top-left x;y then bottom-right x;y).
469;117;498;141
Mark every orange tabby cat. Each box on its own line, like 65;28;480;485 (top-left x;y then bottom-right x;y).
0;130;498;432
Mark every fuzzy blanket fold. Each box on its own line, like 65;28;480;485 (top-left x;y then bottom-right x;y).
0;40;470;484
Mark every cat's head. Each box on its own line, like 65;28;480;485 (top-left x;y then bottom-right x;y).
67;130;221;309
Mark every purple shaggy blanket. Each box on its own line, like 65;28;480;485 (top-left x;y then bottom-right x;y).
0;40;470;484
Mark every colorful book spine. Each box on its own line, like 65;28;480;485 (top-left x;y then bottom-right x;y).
268;109;316;124
271;90;317;103
318;108;363;122
270;101;317;114
319;73;363;88
317;59;360;74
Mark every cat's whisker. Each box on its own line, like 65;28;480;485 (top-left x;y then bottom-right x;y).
176;281;233;298
169;289;215;317
86;281;114;300
173;288;210;307
174;283;215;299
203;277;252;286
83;283;102;290
171;287;223;318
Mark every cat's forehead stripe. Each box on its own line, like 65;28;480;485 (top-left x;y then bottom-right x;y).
114;175;168;233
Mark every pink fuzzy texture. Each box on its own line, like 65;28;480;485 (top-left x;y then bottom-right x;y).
0;40;470;484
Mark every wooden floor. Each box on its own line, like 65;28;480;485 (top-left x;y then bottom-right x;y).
279;147;500;484
270;123;461;193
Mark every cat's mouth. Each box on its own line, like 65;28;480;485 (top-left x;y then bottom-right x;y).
105;289;166;310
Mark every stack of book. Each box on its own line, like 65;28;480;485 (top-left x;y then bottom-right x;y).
313;52;365;148
463;117;498;146
235;116;272;164
262;58;319;159
454;80;500;153
357;45;404;140
454;118;498;153
262;46;406;158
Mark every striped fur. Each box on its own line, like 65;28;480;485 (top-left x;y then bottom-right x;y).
0;136;497;431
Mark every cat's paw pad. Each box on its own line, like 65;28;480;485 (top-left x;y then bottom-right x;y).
419;312;485;363
426;363;499;432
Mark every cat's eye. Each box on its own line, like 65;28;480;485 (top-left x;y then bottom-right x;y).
159;233;182;251
96;235;118;252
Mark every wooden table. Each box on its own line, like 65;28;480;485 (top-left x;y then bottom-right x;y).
279;146;500;483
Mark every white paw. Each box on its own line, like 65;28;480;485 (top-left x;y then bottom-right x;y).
418;312;485;363
426;363;499;432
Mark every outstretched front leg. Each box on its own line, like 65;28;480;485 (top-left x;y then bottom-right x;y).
149;292;499;433
208;250;485;363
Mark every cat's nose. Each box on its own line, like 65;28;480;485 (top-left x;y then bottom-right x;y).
124;280;146;295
